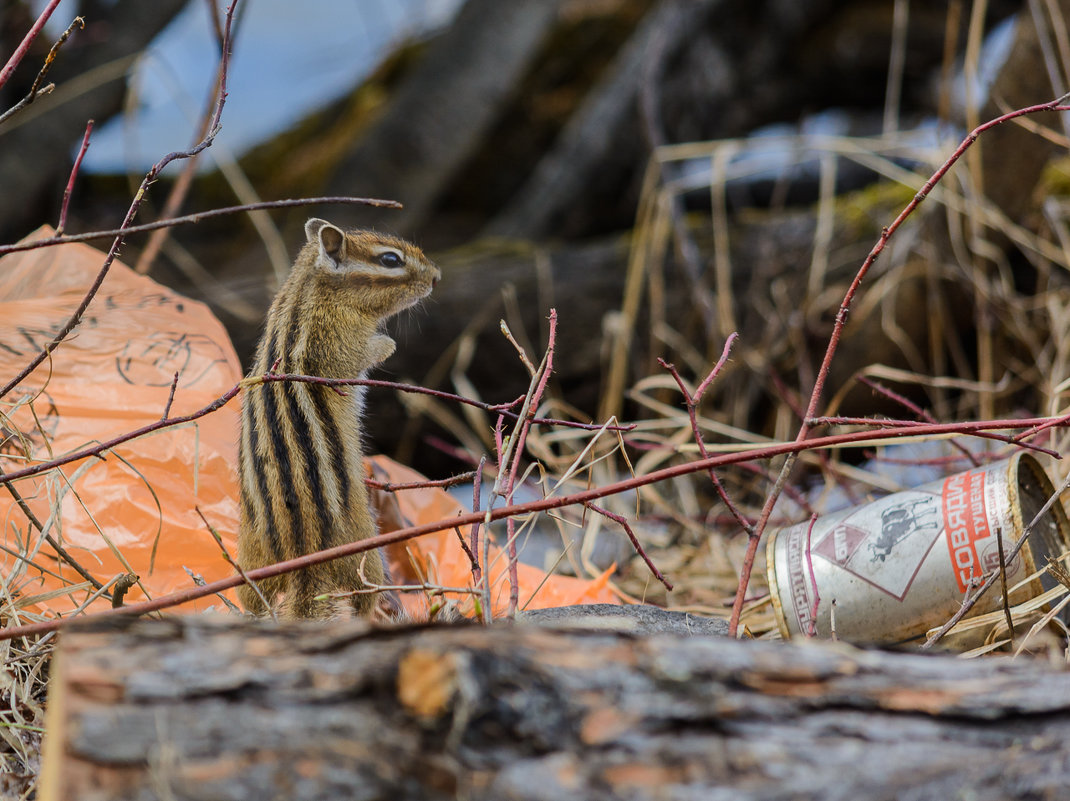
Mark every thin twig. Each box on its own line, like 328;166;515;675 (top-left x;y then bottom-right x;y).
251;373;634;432
109;573;138;608
502;311;557;615
452;526;480;576
920;576;988;648
0;384;242;486
995;525;1014;640
585;502;672;590
0;14;82;127
28;15;80;97
161;373;180;419
0;0;63;91
56;119;93;235
812;415;1057;458
0;82;53;127
134;8;231;276
469;455;486;590
658;333;755;535
3;483;104;590
499;321;537;377
858;376;982;468
0;196;403;257
195;506;275;621
365;471;477;493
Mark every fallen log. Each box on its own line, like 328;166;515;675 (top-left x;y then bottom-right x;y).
40;614;1070;801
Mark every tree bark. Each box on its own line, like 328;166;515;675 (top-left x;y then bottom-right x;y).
41;614;1070;801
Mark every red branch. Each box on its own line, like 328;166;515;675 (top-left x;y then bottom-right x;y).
258;373;634;432
725;94;1070;637
57;119;93;235
659;333;754;534
585;502;672;590
0;197;403;257
811;415;1057;458
0;0;62;91
859;376;981;467
365;472;477;493
0;385;242;486
469;454;487;593
502;310;557;615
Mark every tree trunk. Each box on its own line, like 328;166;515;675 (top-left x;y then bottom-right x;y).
41;614;1070;801
321;0;565;237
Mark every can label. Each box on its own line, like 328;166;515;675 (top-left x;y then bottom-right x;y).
942;469;996;592
809;491;943;600
768;458;1036;645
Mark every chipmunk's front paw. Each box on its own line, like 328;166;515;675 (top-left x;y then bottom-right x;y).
367;334;396;365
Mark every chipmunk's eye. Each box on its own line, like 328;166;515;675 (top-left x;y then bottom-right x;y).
378;251;403;268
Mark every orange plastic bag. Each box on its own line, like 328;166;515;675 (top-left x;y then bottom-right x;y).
0;226;243;615
0;226;618;618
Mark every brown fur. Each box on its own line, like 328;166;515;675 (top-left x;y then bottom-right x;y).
238;218;440;618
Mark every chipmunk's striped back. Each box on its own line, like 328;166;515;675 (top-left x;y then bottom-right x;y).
238;218;439;619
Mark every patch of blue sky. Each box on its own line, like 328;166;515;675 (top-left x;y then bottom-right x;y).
74;0;462;174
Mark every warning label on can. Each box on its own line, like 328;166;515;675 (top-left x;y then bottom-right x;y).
807;491;943;601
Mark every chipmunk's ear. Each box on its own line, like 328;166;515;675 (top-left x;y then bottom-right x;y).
306;218;346;269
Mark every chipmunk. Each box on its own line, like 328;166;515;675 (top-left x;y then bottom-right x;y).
238;218;440;619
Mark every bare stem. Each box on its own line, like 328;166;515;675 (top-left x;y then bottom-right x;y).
501;310;558;616
3;483;104;590
858;376;981;467
366;471;478;493
57;120;93;235
0;14;83;127
0;197;404;257
585;502;672;590
0;0;63;92
468;455;487;590
254;373;634;432
658;333;754;535
195;505;275;621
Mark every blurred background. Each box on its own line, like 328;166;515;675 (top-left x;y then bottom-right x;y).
2;0;1068;497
